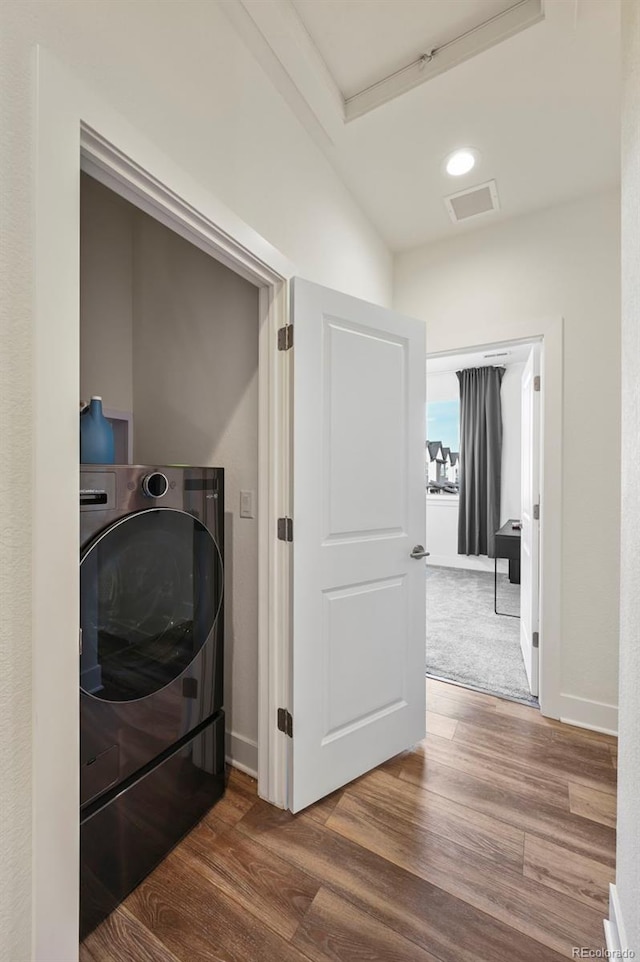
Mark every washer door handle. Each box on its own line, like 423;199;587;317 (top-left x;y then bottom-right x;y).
410;544;430;559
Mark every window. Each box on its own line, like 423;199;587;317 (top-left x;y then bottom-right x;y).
426;399;460;495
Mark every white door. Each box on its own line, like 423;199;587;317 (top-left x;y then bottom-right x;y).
520;347;540;696
290;278;426;813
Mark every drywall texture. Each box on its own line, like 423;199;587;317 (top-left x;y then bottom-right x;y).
0;8;33;959
131;211;260;766
396;190;621;713
80;174;134;410
426;497;509;575
500;363;524;524
0;2;391;958
617;0;640;951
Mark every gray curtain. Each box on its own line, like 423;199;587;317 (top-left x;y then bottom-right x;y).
457;366;504;558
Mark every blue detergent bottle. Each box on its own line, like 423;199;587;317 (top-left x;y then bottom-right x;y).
80;396;115;464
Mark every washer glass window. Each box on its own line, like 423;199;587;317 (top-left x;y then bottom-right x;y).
80;509;222;702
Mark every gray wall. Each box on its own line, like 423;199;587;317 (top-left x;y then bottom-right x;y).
80;175;134;410
617;0;640;950
80;177;260;770
132;212;260;769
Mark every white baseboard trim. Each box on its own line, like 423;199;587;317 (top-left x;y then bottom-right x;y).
427;554;508;574
225;729;258;778
559;693;618;736
605;884;631;956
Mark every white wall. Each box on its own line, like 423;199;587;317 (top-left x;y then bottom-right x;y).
0;2;392;958
427;496;512;573
500;362;524;523
396;190;621;724
615;0;640;952
132;210;260;775
426;364;523;570
427;369;460;404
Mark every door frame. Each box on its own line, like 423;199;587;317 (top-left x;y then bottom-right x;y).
34;48;293;961
79;127;294;795
426;329;562;720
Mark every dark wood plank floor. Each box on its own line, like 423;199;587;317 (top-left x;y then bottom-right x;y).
80;679;617;962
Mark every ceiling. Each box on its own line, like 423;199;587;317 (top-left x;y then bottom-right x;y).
226;0;621;251
291;0;522;100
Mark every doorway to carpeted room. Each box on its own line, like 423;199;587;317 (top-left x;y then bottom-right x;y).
425;565;536;704
425;341;540;706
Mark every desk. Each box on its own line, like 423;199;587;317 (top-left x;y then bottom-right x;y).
494;519;521;618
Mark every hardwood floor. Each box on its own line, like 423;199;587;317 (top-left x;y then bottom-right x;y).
80;679;616;962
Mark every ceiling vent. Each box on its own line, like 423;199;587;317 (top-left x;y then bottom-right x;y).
445;180;500;224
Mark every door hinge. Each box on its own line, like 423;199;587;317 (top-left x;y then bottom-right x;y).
533;503;540;521
79;627;83;656
277;708;293;737
532;631;539;649
534;375;541;392
277;516;293;542
278;324;293;351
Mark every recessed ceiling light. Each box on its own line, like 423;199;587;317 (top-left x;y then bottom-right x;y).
445;148;477;177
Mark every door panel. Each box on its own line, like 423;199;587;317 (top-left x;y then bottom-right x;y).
322;575;408;743
520;348;540;696
324;320;407;539
291;278;426;813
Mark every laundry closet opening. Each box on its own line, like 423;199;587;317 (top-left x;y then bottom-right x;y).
80;170;260;770
425;339;542;707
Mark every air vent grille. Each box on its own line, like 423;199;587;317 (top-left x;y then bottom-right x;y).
445;180;500;224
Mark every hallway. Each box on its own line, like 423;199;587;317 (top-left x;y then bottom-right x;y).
81;679;616;962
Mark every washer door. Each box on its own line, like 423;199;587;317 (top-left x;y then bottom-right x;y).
80;509;222;702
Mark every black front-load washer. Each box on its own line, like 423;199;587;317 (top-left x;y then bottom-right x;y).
79;465;226;938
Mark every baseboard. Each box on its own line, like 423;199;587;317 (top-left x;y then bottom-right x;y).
605;884;631;956
225;729;258;778
427;554;508;574
559;693;618;736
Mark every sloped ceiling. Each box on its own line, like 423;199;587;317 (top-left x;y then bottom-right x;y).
223;0;620;251
292;0;531;99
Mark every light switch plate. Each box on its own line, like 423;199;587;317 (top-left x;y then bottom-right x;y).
239;490;255;519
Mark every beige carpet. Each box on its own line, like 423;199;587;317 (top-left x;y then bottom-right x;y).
426;564;537;705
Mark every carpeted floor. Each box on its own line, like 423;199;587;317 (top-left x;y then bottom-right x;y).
426;564;538;705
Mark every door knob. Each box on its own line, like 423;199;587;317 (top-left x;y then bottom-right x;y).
410;545;430;559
